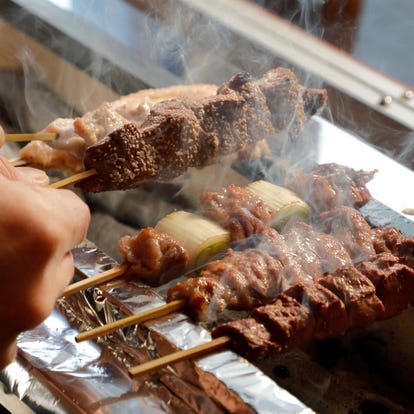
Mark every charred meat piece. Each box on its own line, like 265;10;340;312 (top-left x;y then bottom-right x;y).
393;236;414;269
284;281;348;339
256;67;327;138
317;206;376;263
79;68;327;192
283;222;353;278
211;265;388;362
252;293;315;351
357;252;414;318
200;184;272;241
318;266;385;327
250;227;312;284
370;227;414;269
370;226;402;254
212;317;282;361
167;248;289;321
285;163;376;212
118;227;189;287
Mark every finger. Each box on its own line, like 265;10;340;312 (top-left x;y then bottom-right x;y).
0;156;20;180
56;189;91;247
59;251;77;292
0;336;17;370
17;167;50;186
0;125;5;148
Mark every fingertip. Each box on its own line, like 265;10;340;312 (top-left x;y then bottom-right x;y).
0;156;20;180
58;189;91;245
17;167;50;186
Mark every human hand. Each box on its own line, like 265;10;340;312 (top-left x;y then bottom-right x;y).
0;156;90;368
0;125;5;148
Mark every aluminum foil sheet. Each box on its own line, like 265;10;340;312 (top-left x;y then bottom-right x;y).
1;240;313;414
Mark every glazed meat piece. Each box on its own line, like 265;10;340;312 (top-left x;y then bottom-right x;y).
235;226;311;284
317;206;376;263
370;227;414;269
118;227;189;287
20;83;218;172
283;222;352;278
393;236;414;269
285;163;376;212
78;68;327;192
318;266;385;327
370;226;402;254
200;184;272;240
357;252;414;318
167;248;289;321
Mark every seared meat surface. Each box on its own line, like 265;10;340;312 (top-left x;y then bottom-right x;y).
317;205;376;263
283;222;352;278
200;184;272;241
168;248;289;321
286;163;376;212
118;227;189;287
78;68;327;192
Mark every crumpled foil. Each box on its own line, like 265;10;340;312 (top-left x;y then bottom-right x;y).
1;240;313;414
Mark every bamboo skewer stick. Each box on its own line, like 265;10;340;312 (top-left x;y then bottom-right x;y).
50;169;96;189
128;335;231;377
60;263;128;297
75;299;186;343
9;158;28;167
5;132;57;142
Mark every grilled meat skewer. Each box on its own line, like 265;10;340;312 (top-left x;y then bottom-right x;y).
77;68;327;192
211;252;414;362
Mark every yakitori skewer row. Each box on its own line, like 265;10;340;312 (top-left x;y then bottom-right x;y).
60;178;311;297
18;67;327;177
126;249;414;378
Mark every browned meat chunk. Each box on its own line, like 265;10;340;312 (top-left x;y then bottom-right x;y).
284;281;348;339
252;294;315;351
357;253;414;318
256;67;327;138
283;222;352;278
317;206;376;263
118;227;188;286
167;248;288;321
370;226;402;254
393;236;414;269
211;318;281;360
200;184;271;241
285;163;376;212
318;267;384;327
